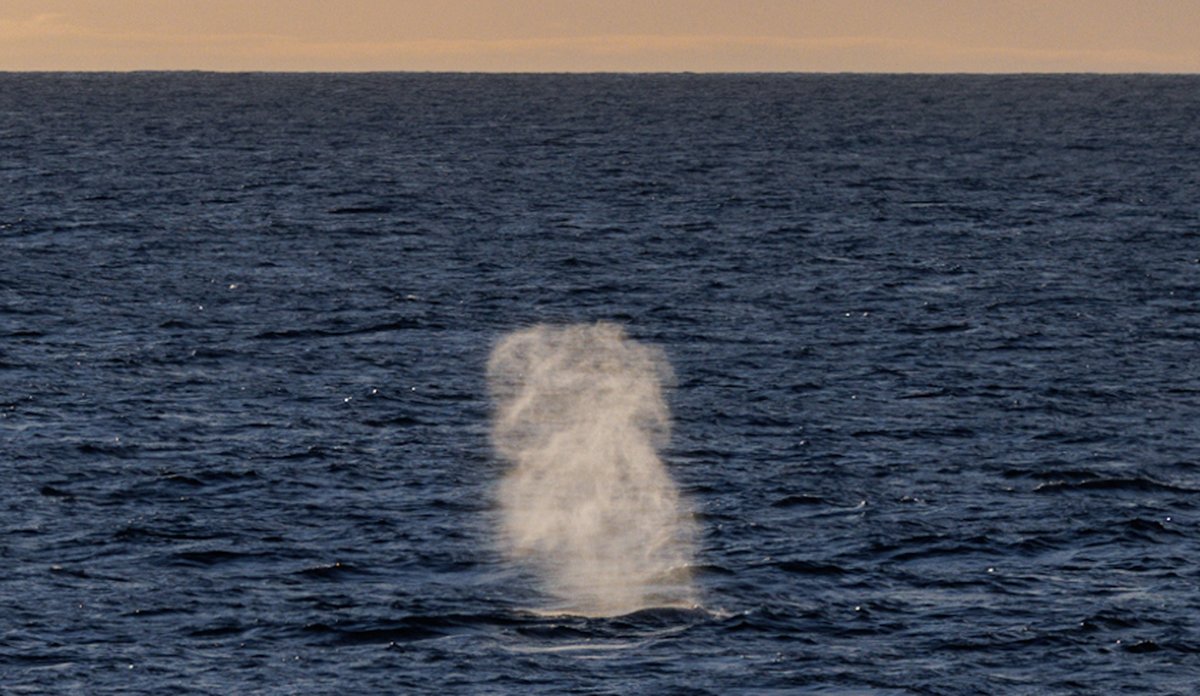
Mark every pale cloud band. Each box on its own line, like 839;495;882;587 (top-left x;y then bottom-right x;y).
2;8;1198;73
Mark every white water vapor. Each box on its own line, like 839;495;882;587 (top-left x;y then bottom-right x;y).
487;322;697;616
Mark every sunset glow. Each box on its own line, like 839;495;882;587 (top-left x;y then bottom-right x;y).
2;0;1198;72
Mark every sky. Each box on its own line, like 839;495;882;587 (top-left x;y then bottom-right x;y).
2;0;1198;73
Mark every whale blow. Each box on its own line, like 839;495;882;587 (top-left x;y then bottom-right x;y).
487;322;697;616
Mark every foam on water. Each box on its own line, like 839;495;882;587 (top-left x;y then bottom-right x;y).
487;322;698;616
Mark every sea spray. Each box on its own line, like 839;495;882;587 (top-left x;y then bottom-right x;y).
487;322;697;616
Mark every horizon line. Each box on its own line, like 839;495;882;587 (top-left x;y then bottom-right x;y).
3;69;1199;76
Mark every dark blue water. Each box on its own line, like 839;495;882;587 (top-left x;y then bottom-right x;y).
3;73;1199;694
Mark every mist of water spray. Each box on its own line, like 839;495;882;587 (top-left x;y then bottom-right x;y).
487;322;697;616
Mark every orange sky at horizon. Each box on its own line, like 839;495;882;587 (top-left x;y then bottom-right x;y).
2;0;1198;73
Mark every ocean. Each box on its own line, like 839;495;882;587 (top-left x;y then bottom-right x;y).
2;73;1198;694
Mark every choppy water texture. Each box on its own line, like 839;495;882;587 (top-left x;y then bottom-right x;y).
2;73;1200;694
